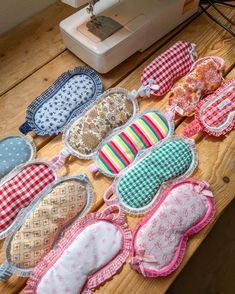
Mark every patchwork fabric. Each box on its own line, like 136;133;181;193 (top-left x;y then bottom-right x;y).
140;41;196;96
116;137;197;214
25;205;132;293
0;135;35;179
93;111;173;177
168;56;225;116
0;162;56;239
0;175;94;280
183;78;235;137
131;179;215;277
64;88;137;158
19;67;103;136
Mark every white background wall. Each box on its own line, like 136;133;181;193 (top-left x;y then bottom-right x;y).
0;0;57;35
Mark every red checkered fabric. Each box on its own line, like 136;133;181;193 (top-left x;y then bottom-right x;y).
141;41;196;96
0;163;56;233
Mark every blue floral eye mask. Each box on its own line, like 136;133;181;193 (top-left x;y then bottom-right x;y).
19;67;103;136
0;135;35;179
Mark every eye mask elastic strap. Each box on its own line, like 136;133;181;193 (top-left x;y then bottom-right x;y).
19;121;32;134
49;147;71;170
0;264;12;281
183;119;202;137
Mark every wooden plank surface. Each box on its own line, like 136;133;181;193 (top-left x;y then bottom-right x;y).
0;2;234;294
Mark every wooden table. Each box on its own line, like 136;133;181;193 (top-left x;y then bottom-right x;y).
0;2;234;294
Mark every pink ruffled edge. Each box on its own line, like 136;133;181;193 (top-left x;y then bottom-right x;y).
130;178;216;277
194;77;235;137
25;209;132;294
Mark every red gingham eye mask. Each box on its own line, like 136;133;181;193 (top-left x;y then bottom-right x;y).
134;41;196;97
0;161;57;239
183;78;235;137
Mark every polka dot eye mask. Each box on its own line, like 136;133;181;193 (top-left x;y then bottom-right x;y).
25;205;131;294
168;56;225;117
0;161;57;239
19;67;103;136
183;78;235;137
134;41;196;98
0;135;36;179
105;136;197;214
130;179;215;277
0;174;94;280
89;110;174;177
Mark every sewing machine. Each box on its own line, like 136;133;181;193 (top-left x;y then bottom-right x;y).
60;0;199;73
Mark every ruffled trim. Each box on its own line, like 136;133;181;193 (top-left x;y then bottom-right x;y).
0;174;94;278
195;77;235;137
130;178;216;277
25;206;132;294
63;87;139;160
92;108;175;178
20;66;103;136
114;136;198;215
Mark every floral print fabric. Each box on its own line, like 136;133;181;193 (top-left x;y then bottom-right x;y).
168;57;224;116
66;92;134;156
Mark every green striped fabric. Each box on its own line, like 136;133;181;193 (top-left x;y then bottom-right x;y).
117;139;194;210
97;111;170;176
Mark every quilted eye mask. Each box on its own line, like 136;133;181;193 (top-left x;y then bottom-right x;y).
130;179;215;277
134;41;196;97
183;78;235;137
0;161;57;239
25;204;131;294
19;67;103;136
89;110;174;177
168;56;225;116
0;174;94;279
0;135;36;179
105;137;197;214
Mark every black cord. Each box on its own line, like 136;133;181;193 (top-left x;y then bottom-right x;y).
199;0;235;37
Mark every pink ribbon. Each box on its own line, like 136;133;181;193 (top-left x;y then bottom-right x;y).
131;249;158;276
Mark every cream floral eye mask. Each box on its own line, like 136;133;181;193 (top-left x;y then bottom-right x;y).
89;110;174;177
0;174;94;280
0;135;36;179
25;204;131;294
183;78;235;137
104;136;197;214
0;161;57;239
168;56;225;116
19;67;102;136
131;179;215;277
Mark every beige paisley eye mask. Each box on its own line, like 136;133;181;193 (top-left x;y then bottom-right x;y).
0;174;93;279
63;88;138;159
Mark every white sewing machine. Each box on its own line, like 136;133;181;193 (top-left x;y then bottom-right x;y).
60;0;199;73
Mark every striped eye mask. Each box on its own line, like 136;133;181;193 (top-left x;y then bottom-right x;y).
131;179;215;277
89;110;174;177
183;78;235;137
167;56;225;117
0;161;57;239
25;204;131;294
0;135;36;179
19;67;103;136
104;136;197;214
0;174;93;280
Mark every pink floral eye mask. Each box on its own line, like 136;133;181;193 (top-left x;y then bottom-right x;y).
183;78;235;137
168;56;225;117
25;204;131;294
130;179;215;277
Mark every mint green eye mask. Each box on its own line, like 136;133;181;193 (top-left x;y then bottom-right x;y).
115;137;197;214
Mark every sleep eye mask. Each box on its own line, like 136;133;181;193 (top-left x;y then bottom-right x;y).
19;67;103;136
183;78;235;137
0;135;36;179
103;136;197;214
130;179;215;277
0;174;94;280
168;56;225;116
133;41;196;97
0;160;57;239
25;204;131;294
89;110;174;177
